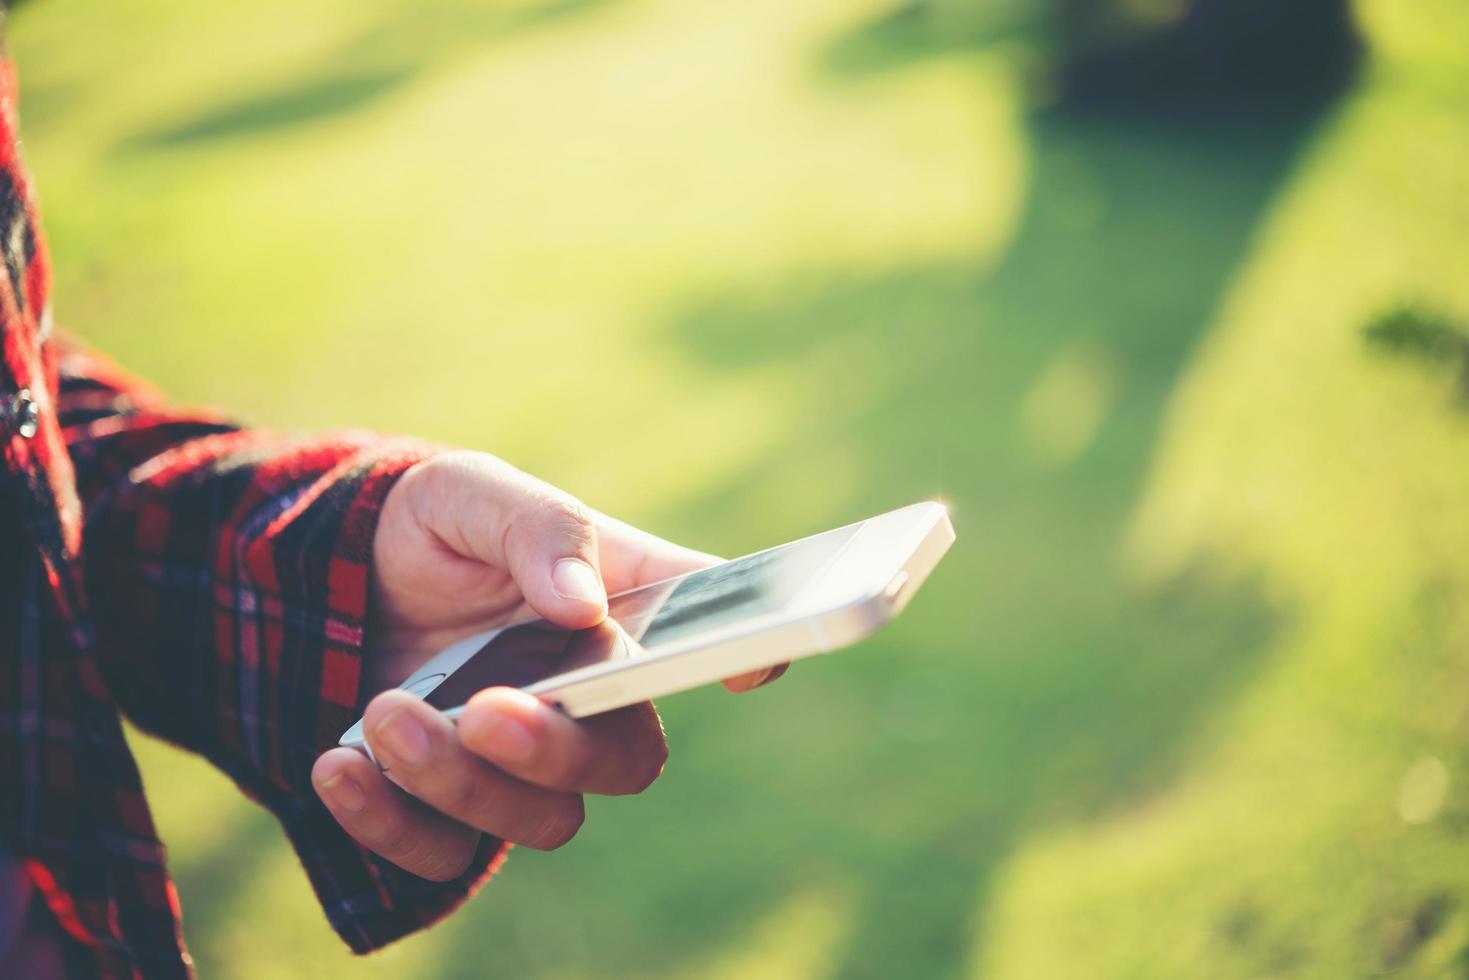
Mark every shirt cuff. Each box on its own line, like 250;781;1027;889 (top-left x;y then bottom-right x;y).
226;436;510;953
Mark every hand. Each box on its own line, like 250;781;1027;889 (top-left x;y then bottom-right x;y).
311;450;785;880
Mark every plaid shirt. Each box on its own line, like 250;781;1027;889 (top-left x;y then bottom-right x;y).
0;47;506;980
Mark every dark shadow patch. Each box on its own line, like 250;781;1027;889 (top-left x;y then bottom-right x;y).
1055;0;1361;120
1379;893;1455;972
817;0;1360;123
140;67;416;147
1216;899;1264;947
500;0;612;33
126;0;624;151
819;2;1027;78
1364;305;1469;405
1366;306;1469;361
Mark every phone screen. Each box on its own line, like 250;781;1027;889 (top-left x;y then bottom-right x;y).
421;523;860;710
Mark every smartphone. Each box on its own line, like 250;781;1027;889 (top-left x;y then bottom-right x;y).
339;501;954;746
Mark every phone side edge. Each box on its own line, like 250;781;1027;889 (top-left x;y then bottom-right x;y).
540;508;956;717
546;618;824;718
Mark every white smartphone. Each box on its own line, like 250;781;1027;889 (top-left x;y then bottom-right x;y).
339;500;954;747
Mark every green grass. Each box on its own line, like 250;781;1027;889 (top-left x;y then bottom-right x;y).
10;0;1469;976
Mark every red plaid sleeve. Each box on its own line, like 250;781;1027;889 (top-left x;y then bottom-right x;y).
52;341;509;954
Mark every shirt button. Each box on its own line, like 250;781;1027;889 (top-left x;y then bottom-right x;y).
4;389;39;439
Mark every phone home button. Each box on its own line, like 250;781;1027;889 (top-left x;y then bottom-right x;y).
402;673;447;699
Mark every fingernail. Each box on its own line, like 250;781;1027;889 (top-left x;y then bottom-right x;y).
376;709;430;768
553;558;606;608
320;773;366;813
475;712;536;765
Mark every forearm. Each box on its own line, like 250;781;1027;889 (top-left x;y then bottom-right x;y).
54;339;505;953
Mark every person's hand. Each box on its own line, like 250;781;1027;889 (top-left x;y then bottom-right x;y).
311;450;785;880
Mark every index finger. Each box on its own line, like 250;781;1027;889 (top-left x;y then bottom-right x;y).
458;687;668;796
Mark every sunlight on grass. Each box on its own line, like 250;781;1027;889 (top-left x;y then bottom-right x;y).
15;0;1025;525
1355;0;1469;73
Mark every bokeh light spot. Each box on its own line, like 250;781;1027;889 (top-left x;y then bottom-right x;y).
1398;756;1449;825
1020;341;1117;466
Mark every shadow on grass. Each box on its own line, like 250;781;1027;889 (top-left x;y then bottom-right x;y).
1364;305;1469;406
130;0;623;149
818;2;1023;79
146;68;416;146
818;0;1359;123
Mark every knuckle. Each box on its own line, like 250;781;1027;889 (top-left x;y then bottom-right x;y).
405;453;459;510
539;494;595;537
504;491;597;561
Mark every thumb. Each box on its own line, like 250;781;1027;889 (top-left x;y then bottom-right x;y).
504;495;607;629
416;452;608;629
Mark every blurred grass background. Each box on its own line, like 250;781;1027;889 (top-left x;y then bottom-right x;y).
10;0;1469;975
